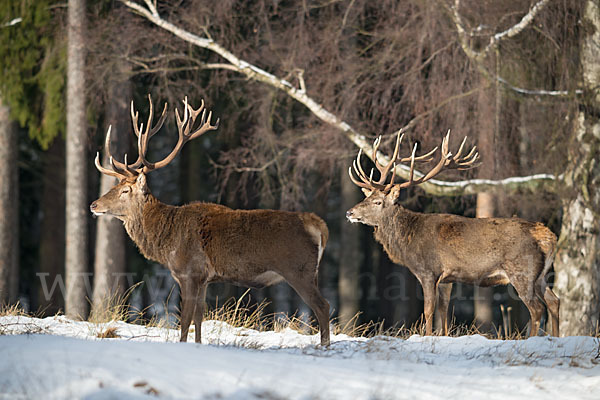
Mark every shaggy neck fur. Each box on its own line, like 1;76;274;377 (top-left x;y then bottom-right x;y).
373;205;422;266
123;194;180;265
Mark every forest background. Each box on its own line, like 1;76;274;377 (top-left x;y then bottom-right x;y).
0;0;596;337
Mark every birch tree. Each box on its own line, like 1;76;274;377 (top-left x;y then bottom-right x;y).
554;0;600;335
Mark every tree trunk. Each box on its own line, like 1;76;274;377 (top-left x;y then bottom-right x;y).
474;192;495;332
65;0;89;319
555;0;600;336
0;96;19;304
38;138;66;315
92;80;129;310
472;83;496;333
338;165;362;325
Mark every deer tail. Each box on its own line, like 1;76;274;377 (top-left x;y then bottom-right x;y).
530;223;557;292
300;213;329;247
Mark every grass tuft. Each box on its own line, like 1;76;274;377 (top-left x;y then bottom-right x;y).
88;283;144;324
206;289;271;331
97;326;120;339
0;302;29;317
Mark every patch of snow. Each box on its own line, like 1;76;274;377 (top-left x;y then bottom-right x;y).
1;316;599;399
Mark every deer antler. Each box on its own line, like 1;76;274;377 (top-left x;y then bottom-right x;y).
95;95;219;180
139;96;219;171
348;130;479;193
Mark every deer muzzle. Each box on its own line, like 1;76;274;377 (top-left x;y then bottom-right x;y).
89;201;103;216
346;209;360;223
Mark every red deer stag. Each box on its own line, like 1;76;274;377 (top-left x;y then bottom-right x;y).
346;132;559;337
90;95;330;345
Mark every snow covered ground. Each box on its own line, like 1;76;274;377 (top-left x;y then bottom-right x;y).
1;315;599;399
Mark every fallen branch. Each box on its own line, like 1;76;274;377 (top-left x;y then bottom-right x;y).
120;0;558;196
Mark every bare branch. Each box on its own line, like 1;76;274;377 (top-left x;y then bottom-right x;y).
390;85;487;137
446;0;552;61
441;0;576;99
496;76;583;98
120;0;558;196
1;17;22;28
491;0;552;44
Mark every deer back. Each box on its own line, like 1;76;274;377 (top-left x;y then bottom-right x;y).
201;209;327;282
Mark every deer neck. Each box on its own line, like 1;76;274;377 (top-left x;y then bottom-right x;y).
123;194;176;265
374;206;422;266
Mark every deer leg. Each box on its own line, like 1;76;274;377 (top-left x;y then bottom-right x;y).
420;278;437;336
286;276;330;346
525;299;544;337
513;279;544;337
178;278;197;342
534;273;560;337
437;283;453;336
543;287;560;337
193;281;208;343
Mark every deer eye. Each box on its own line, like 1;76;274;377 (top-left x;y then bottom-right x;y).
121;187;131;194
373;200;383;206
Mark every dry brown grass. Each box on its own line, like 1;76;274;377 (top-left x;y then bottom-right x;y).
96;326;120;339
88;283;144;325
1;291;573;342
0;302;28;317
0;302;49;336
206;289;272;331
84;290;540;341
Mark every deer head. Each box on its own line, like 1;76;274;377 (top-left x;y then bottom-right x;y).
345;131;479;226
90;94;219;220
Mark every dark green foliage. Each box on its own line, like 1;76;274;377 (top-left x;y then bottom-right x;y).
0;0;65;149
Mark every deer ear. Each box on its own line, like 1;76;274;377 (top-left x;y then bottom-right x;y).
361;188;372;197
388;185;401;203
136;173;148;193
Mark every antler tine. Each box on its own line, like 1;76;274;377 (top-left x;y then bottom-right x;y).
103;125;114;159
397;143;418;189
373;133;402;185
142;97;218;172
186;98;204;128
149;101;168;138
130;100;142;138
453;147;480;170
144;94;154;137
108;155;135;177
441;130;451;158
187;100;219;141
420;132;479;183
374;132;439;186
128;95;170;172
444;131;480;170
124;153;140;176
353;150;370;182
350;147;390;191
138;95;167;159
143;94;168;139
352;159;371;187
453;136;468;161
175;97;190;135
96;95;218;178
384;162;398;192
348;166;374;189
347;129;480;193
96;125;134;179
95;151;125;179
